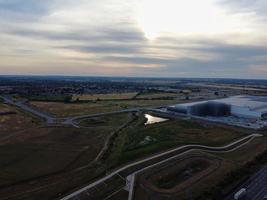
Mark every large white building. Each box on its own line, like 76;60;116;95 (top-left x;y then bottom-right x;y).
168;95;267;119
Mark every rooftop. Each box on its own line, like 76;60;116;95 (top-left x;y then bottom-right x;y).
213;95;267;113
171;95;267;114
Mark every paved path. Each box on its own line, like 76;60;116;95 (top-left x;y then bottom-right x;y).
0;96;55;124
60;134;261;200
1;95;263;200
62;108;140;127
0;96;141;127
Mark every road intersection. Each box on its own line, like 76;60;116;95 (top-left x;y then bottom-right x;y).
1;95;263;200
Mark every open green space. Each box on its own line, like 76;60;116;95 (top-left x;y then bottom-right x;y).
134;131;267;200
136;91;180;99
72;92;138;101
0;127;104;186
78;113;131;128
156;159;210;189
104;114;245;167
0;113;132;200
29;99;180;117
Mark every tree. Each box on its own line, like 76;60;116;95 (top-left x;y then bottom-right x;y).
64;95;72;103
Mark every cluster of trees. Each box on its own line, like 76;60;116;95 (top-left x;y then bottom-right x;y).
63;95;72;103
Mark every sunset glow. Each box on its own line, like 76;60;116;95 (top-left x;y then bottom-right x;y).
0;0;266;78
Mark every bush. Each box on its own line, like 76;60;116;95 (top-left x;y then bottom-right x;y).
64;95;72;103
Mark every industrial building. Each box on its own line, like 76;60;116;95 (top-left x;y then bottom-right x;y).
168;95;267;120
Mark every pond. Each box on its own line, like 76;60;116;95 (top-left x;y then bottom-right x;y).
144;114;169;125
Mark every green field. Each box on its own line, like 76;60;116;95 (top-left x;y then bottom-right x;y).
78;113;132;128
104;114;245;167
136;92;179;99
29;99;180;117
72;92;138;101
0;101;257;200
133;131;267;200
0;113;132;200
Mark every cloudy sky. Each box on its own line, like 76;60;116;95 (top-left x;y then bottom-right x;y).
1;0;267;78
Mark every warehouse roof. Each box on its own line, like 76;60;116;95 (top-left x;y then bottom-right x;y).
213;95;267;114
171;95;267;115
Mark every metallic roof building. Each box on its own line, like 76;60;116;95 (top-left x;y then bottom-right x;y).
168;95;267;119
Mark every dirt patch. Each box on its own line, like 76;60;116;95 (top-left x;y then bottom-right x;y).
139;155;221;195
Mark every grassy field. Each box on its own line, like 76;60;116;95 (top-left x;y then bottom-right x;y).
134;153;221;199
0;103;12;112
0;113;132;200
104;114;245;168
25;95;67;102
136;92;179;99
133;132;267;200
189;135;267;200
0;101;254;200
0;103;40;139
78;113;131;128
29;99;180;117
148;156;217;191
113;99;180;108
72;92;138;101
29;101;123;117
0;127;104;185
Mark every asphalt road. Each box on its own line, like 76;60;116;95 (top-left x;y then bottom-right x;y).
0;96;185;128
0;96;140;127
225;165;267;200
62;108;140;127
60;134;261;200
0;95;263;200
0;96;55;123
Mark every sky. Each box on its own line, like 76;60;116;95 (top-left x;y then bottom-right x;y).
0;0;267;79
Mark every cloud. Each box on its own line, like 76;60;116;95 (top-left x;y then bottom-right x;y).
0;0;51;12
249;64;267;75
0;0;267;79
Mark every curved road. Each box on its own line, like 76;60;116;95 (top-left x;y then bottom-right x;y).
60;134;262;200
1;95;262;199
62;108;140;127
0;96;140;127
